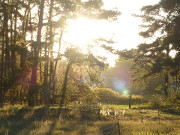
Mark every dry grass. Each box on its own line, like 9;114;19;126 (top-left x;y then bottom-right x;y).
0;104;180;135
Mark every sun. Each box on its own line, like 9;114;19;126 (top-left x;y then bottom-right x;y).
53;15;142;66
63;16;143;51
61;17;118;66
53;17;111;54
55;14;144;67
64;17;108;47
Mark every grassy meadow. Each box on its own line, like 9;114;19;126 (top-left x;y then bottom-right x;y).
0;104;180;135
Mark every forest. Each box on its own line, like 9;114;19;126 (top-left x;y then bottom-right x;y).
0;0;179;134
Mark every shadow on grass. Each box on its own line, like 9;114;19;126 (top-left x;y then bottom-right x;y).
161;108;180;116
0;105;114;135
47;105;101;135
0;106;49;135
47;106;62;135
99;122;118;135
133;105;180;116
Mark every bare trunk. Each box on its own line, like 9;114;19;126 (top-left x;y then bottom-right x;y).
0;2;5;107
52;30;63;103
43;44;49;104
10;2;15;74
0;39;4;107
29;0;45;106
60;62;72;106
11;0;18;72
4;3;10;76
129;94;132;109
0;2;9;107
164;72;169;99
175;70;179;93
49;0;54;104
163;45;170;99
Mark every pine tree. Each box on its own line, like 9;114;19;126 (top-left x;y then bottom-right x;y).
134;0;180;98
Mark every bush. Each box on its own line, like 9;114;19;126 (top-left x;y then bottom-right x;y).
167;91;180;110
92;88;145;105
148;92;180;113
148;94;165;108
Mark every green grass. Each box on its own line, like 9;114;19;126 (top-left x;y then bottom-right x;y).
0;104;180;135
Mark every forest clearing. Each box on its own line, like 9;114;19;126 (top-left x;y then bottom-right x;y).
0;104;180;135
0;0;179;134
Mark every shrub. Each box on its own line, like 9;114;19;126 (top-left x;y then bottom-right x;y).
148;94;165;108
92;88;145;105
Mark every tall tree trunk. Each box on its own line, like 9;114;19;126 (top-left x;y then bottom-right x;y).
48;0;54;104
0;37;4;107
41;24;49;104
60;62;72;106
129;94;132;109
10;2;15;74
43;40;49;104
20;0;29;69
164;72;169;99
29;0;45;106
1;2;10;106
163;45;170;99
4;3;10;76
42;0;54;104
0;2;5;107
175;70;179;93
39;52;42;82
52;30;63;103
11;0;17;73
9;1;15;105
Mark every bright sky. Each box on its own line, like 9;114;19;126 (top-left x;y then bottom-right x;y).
103;0;160;50
61;0;160;66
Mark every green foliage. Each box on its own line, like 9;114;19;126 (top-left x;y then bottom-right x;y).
167;90;180;110
93;88;145;105
28;84;42;96
83;89;99;105
84;0;104;9
117;0;180;101
64;47;85;64
68;81;98;105
148;91;180;111
3;68;23;91
148;95;165;108
0;0;121;107
94;88;121;104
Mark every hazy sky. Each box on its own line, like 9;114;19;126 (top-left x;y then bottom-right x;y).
103;0;160;50
62;0;160;66
65;0;160;50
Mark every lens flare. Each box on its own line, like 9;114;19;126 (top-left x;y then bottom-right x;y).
113;79;126;91
122;89;129;95
112;78;129;95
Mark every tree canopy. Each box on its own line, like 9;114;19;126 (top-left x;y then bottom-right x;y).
117;0;180;99
0;0;120;107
